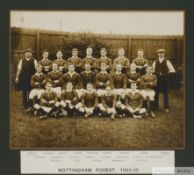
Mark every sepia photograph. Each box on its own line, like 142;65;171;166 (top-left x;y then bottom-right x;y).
10;10;184;149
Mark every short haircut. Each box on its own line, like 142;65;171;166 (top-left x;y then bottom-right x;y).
100;48;107;52
56;50;63;54
118;47;124;51
45;81;52;86
72;48;78;51
42;50;49;54
137;48;144;52
36;64;42;68
86;47;92;50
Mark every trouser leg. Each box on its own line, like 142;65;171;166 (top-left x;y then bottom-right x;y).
163;84;169;109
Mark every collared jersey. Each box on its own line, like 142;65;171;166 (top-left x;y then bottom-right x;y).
31;73;47;89
125;90;143;109
96;72;112;89
81;92;98;108
80;71;96;89
47;71;63;87
111;73;127;89
140;74;157;89
60;72;80;89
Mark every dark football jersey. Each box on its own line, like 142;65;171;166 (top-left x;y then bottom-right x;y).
126;72;141;87
101;94;116;108
81;92;98;108
53;59;67;72
60;90;78;104
31;73;47;89
125;90;143;109
96;72;112;89
38;59;52;73
81;57;97;68
47;71;63;87
140;74;157;89
113;57;130;68
60;73;80;89
40;91;57;107
111;73;127;89
80;71;96;89
132;58;148;67
96;57;112;68
67;57;82;67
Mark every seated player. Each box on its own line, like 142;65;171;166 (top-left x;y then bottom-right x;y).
47;63;63;97
81;47;97;71
67;48;82;73
60;64;81;89
77;83;99;118
113;47;130;73
53;50;67;73
98;86;120;120
140;66;157;117
38;50;52;74
132;48;148;75
34;81;58;119
126;63;141;89
55;82;79;117
96;63;112;97
79;63;96;98
125;82;146;119
96;48;112;72
27;64;47;113
111;64;127;98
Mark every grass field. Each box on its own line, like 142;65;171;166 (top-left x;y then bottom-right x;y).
10;89;184;149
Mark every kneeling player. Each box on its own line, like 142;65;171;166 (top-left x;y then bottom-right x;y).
125;82;146;119
140;66;157;117
77;83;99;118
34;81;58;119
56;82;79;117
98;86;117;119
27;64;47;113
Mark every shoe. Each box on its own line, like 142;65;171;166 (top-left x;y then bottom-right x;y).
150;111;156;118
110;114;115;120
39;115;47;120
84;114;89;119
165;109;169;112
133;115;142;119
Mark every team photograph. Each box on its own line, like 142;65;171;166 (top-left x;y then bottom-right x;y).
10;11;184;149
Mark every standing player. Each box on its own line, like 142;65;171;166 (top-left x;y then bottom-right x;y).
113;47;130;73
98;86;118;120
15;48;37;110
56;82;79;117
77;83;99;118
67;48;82;73
96;48;112;72
152;49;175;112
47;63;63;97
81;47;97;71
96;63;112;97
125;82;146;119
27;64;47;113
132;48;148;75
140;66;157;117
53;50;68;73
38;50;52;74
126;63;141;89
34;81;58;119
60;64;81;89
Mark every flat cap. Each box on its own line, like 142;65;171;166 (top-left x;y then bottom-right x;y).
156;49;166;53
24;48;32;53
